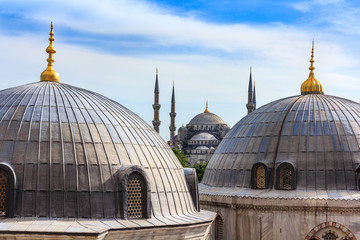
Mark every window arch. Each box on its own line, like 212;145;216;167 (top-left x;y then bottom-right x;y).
280;166;292;189
255;165;266;189
0;170;7;216
215;215;224;240
0;163;17;217
276;163;296;190
251;163;269;189
305;222;354;240
127;172;146;218
118;165;151;219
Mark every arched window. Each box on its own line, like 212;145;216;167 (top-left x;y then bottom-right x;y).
322;230;338;240
280;166;292;190
127;172;146;218
215;215;224;240
251;163;268;189
306;223;353;240
255;165;266;189
0;170;7;216
276;163;295;190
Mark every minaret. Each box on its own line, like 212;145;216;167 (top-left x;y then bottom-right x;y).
246;66;255;114
253;81;256;110
169;81;176;145
152;68;161;133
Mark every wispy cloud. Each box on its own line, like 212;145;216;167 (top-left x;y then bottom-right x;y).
291;0;344;12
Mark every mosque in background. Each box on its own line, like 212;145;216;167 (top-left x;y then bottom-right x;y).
0;23;215;239
151;67;257;166
200;42;360;240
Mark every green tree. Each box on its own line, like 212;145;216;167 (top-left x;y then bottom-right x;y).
171;148;189;167
192;162;208;183
171;148;208;182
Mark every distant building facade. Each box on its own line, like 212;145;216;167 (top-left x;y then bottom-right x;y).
173;102;230;166
153;69;256;166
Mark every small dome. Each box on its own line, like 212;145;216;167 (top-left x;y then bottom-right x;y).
196;146;209;150
0;81;196;218
190;132;217;141
202;94;360;194
189;112;225;125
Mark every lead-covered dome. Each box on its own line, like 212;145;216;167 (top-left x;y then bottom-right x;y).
202;94;360;195
190;132;217;141
0;81;196;218
189;112;225;125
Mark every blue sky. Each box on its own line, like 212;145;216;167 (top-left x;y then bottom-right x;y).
1;0;360;140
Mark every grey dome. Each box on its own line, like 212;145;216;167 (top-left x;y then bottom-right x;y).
0;81;196;218
188;112;225;125
196;146;209;150
190;132;217;141
202;94;360;194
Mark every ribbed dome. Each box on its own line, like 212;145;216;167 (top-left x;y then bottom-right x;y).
202;94;360;193
0;81;195;218
188;112;225;125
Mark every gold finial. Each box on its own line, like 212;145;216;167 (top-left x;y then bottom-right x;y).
300;40;323;95
156;67;158;75
40;22;60;82
204;100;210;113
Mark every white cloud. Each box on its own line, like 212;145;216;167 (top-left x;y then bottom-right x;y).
1;0;360;140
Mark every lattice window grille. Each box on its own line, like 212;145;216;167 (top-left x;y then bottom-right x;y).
0;173;7;216
215;216;224;240
280;166;292;190
256;166;266;189
127;174;144;218
323;230;338;240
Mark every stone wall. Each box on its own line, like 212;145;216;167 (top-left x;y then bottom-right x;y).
201;194;360;240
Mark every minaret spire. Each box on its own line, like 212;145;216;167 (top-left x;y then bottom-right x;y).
300;40;324;95
152;68;161;133
204;100;210;113
246;66;255;114
169;81;176;145
40;22;60;82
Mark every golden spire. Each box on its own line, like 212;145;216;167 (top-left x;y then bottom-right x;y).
300;40;323;95
40;22;60;82
204;100;210;113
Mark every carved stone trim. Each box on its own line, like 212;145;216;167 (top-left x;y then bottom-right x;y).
305;221;356;240
200;200;360;213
